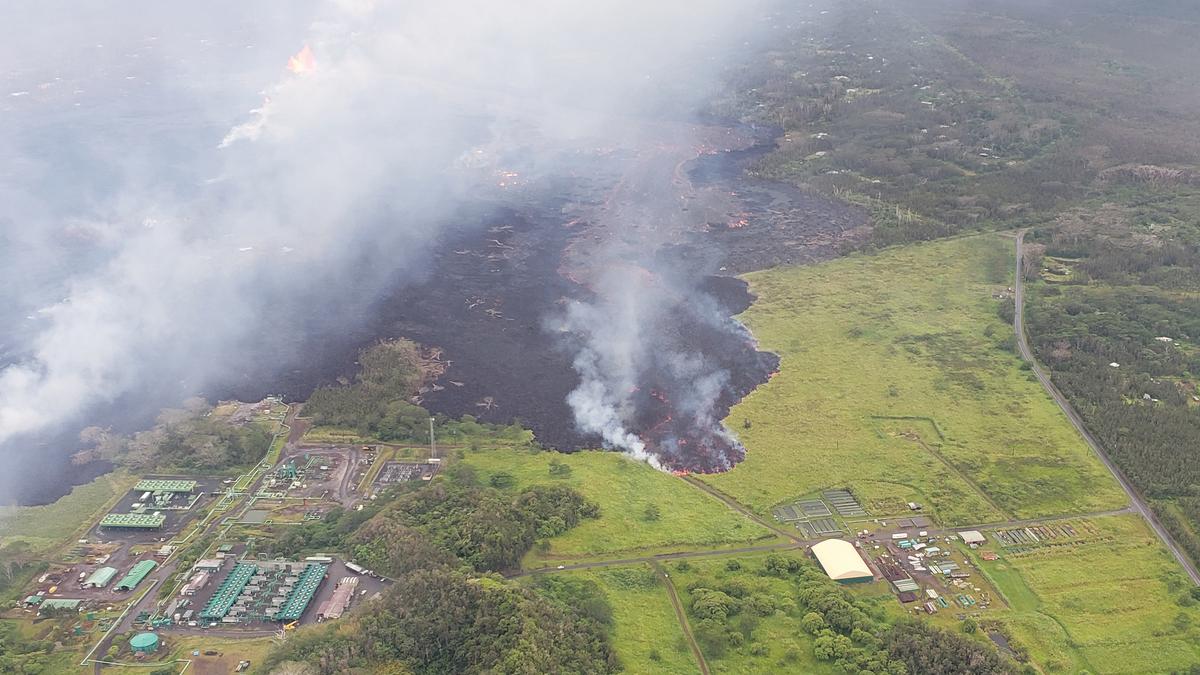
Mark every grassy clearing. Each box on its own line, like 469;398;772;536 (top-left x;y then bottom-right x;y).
662;551;833;674
97;634;277;675
459;447;777;562
0;470;137;552
704;234;1126;524
544;565;697;674
980;514;1200;673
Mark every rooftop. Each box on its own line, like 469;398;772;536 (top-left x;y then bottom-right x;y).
811;539;873;581
100;513;166;529
134;479;197;493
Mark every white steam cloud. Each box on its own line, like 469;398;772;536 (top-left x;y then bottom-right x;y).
0;0;767;497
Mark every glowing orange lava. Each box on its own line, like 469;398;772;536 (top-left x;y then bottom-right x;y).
287;44;316;75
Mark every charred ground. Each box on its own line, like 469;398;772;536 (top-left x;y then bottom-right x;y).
221;129;867;469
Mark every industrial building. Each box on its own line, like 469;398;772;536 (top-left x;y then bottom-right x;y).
115;560;157;591
197;560;328;625
810;539;874;583
181;571;210;596
82;566;118;589
200;562;257;621
134;479;197;493
100;513;166;529
317;576;359;621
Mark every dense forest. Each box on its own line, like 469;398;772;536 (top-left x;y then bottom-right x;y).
713;0;1200;248
0;620;59;674
262;465;614;674
1026;195;1200;565
304;339;436;441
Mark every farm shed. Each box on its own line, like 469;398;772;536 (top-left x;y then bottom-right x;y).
810;539;874;583
959;530;986;546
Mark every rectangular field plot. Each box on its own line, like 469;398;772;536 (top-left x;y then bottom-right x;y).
771;505;800;522
822;490;867;517
797;499;833;517
808;518;843;536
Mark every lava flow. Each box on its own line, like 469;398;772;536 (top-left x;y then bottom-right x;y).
287;44;316;75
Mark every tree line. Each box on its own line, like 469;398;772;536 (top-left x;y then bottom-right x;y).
1026;209;1200;566
261;463;614;674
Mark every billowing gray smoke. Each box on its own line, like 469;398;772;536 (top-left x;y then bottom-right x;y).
0;0;767;499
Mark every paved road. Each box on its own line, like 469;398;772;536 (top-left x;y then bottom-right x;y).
1014;230;1200;585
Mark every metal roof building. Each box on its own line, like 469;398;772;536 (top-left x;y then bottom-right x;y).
959;530;986;546
83;567;118;589
810;539;874;583
100;513;166;529
134;479;197;493
115;560;157;591
38;598;82;613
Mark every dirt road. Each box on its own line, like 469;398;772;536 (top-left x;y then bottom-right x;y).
652;561;710;675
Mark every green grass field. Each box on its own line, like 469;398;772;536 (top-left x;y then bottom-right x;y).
459;447;777;562
0;470;137;552
545;566;698;674
978;514;1200;673
703;234;1126;524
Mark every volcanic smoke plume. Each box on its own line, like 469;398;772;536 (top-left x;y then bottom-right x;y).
0;0;773;500
554;127;780;472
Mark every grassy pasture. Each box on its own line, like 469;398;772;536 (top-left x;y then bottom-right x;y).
459;446;777;562
703;234;1126;524
980;514;1200;673
0;470;137;552
545;566;698;675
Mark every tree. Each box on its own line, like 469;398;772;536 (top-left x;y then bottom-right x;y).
801;611;828;635
642;504;661;522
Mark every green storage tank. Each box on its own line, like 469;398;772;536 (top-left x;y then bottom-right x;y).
130;632;160;654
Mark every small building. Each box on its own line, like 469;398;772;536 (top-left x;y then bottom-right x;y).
83;567;119;589
129;632;160;654
810;539;874;583
959;530;986;546
194;559;224;571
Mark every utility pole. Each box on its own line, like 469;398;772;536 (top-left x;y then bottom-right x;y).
429;417;436;459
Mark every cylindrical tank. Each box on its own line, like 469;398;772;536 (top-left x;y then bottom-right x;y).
129;632;160;654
